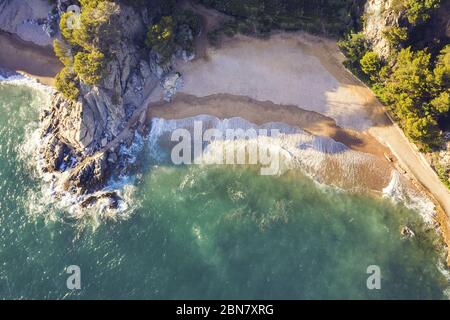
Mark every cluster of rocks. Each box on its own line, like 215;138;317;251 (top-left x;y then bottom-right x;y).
38;2;157;207
1;0;192;210
162;72;183;102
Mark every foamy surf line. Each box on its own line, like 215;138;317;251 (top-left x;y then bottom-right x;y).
383;170;436;225
5;73;436;231
148;115;390;187
148;114;438;222
0;69;55;95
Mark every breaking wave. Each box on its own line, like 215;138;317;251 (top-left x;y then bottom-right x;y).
7;71;436;230
383;170;436;225
146;115;393;192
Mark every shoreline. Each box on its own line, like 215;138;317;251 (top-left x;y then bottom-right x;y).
1;24;449;263
151;31;450;264
0;31;62;87
148;93;393;160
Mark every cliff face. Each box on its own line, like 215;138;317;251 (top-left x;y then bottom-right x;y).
39;2;159;200
362;0;399;59
363;0;450;59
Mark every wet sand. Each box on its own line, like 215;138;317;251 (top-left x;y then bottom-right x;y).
0;31;62;86
148;93;392;159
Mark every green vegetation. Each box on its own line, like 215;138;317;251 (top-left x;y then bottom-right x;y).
339;0;449;185
55;67;80;101
73;50;106;85
383;26;408;48
146;16;176;63
54;0;116;100
391;0;440;25
338;32;368;71
198;0;361;44
360;51;381;80
53;39;72;66
403;0;441;25
344;44;449;151
145;9;201;63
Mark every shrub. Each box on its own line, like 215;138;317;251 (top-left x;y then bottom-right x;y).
73;50;105;85
59;12;76;45
55;67;80;101
146;16;176;63
338;32;368;68
360;51;382;80
53;39;72;66
404;0;441;26
383;26;408;48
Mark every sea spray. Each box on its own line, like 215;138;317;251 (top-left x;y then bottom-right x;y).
383;170;436;225
146;115;392;191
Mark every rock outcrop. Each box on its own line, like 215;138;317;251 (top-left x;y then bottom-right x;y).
38;2;159;203
362;0;400;59
0;0;58;46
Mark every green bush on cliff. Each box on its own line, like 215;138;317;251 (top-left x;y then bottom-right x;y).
53;39;72;66
146;16;176;63
55;67;80;101
337;32;368;71
340;0;447;152
404;0;441;26
383;26;409;48
360;51;382;81
73;50;105;85
145;10;202;62
197;0;358;36
55;0;115;96
366;46;449;150
74;1;119;51
59;12;77;46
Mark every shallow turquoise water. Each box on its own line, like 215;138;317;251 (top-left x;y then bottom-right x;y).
0;82;448;299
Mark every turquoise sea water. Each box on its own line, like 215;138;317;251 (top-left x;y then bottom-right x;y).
0;80;449;299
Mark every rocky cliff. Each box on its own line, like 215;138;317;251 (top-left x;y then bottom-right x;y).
362;0;399;59
363;0;450;59
38;1;162;205
0;0;58;46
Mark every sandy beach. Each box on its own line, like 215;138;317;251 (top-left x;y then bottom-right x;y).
148;93;391;159
1;10;449;262
147;32;450;262
0;31;62;86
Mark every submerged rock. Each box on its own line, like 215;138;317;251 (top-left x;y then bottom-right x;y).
401;225;415;238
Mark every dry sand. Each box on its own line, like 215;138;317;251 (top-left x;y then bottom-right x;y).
1;9;448;261
0;31;62;86
150;33;382;131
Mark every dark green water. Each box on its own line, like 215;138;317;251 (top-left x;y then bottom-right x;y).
0;81;448;299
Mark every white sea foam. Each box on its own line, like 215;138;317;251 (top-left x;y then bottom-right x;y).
0;71;55;96
147;115;391;191
12;77;143;225
383;170;436;225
